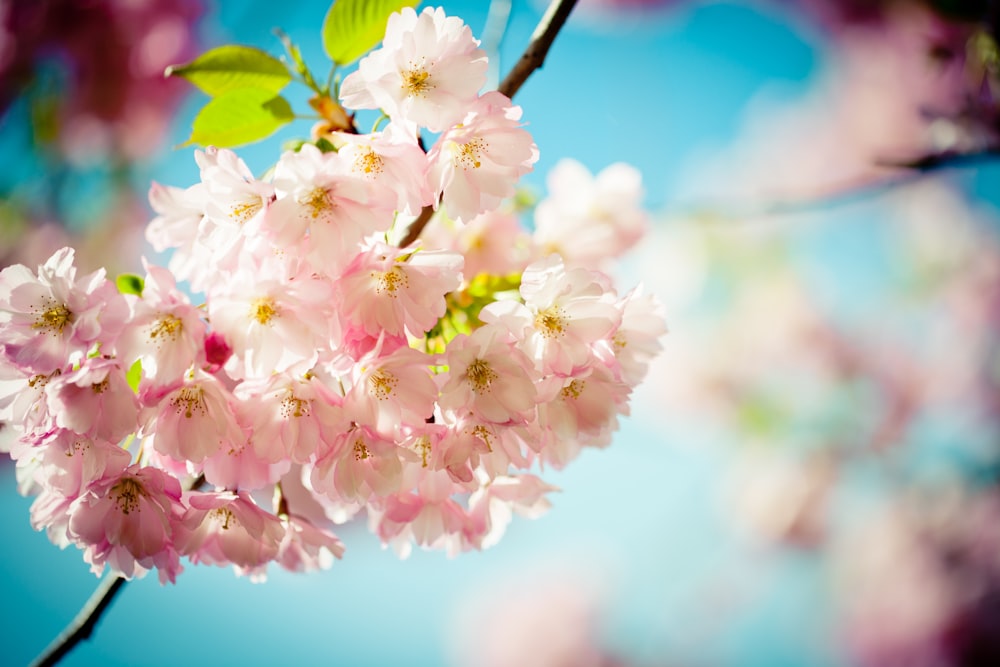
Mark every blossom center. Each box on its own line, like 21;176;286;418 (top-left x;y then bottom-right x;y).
302;187;335;219
250;298;278;325
535;306;568;338
211;507;237;530
368;369;398;400
455;137;486;170
111;478;144;515
281;394;310;418
466;358;498;394
149;314;183;344
231;197;263;224
171;385;207;418
471;424;494;452
561;379;585;399
354;147;384;176
353;439;370;461
91;377;111;394
372;267;408;296
402;67;432;96
32;300;73;334
414;437;431;468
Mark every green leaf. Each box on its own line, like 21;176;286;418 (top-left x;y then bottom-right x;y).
126;359;142;393
165;45;292;96
116;273;144;296
322;0;420;66
184;88;295;148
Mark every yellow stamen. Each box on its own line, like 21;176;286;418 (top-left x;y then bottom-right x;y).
353;439;370;461
171;385;207;419
250;297;278;325
231;198;263;224
535;306;568;339
32;300;73;334
456;137;486;170
354;147;384;176
561;379;585;400
111;478;143;515
466;358;498;394
302;187;335;220
368;369;398;400
149;314;183;344
372;267;408;296
402;67;432;95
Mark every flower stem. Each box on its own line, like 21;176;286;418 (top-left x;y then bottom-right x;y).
29;575;127;667
398;0;580;248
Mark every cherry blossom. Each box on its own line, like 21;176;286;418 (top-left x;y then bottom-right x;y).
0;247;128;373
0;6;664;587
428;91;539;223
339;6;488;133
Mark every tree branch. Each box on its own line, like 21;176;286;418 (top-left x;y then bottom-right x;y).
397;0;580;248
29;575;128;667
668;147;1000;220
498;0;578;99
30;474;206;667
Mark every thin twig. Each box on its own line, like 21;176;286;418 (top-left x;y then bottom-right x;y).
498;0;579;99
398;0;580;248
668;147;1000;220
29;575;127;667
31;474;206;667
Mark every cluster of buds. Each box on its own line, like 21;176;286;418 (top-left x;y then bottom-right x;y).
0;7;664;583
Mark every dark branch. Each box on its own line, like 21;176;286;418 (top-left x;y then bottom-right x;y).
29;575;127;667
30;473;207;667
669;147;1000;220
498;0;578;99
398;0;580;248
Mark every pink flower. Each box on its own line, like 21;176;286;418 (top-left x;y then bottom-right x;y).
115;260;206;388
370;488;470;557
0;247;128;373
346;343;438;437
602;284;667;387
535;364;631;467
13;430;131;498
197;146;274;234
336;242;463;339
339;6;488;133
68;464;186;583
532;159;648;268
328;126;433;215
427;92;539;223
235;371;346;464
200;428;290;491
466;474;556;549
421;209;532;277
438;325;539;424
275;514;345;573
144;181;211;291
178;490;284;573
265;144;391;273
46;356;139;443
140;369;244;464
310;424;408;503
207;263;334;379
481;254;621;376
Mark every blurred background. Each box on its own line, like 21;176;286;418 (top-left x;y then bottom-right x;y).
2;0;1000;665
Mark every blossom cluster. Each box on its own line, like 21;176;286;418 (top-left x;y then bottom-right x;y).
0;7;664;583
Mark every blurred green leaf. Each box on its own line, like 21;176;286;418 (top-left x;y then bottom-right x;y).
115;273;144;296
126;359;142;393
166;45;292;96
322;0;420;66
184;88;294;148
